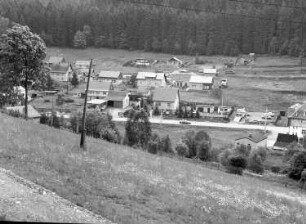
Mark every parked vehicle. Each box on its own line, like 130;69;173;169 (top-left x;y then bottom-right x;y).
179;119;191;124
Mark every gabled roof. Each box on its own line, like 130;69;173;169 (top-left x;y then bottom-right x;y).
169;73;193;83
180;91;219;105
98;71;121;79
288;103;306;120
235;133;267;143
274;134;298;148
88;81;112;91
152;88;178;102
5;105;41;118
88;99;107;105
50;63;70;73
189;76;213;84
136;72;165;80
107;91;128;101
48;56;65;64
170;70;197;76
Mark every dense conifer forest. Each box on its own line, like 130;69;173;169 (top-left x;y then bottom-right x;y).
0;0;306;56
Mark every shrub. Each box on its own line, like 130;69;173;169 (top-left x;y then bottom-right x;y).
233;144;251;158
196;141;210;161
226;166;244;175
271;166;281;173
175;143;188;159
64;98;74;103
209;148;222;162
147;134;161;154
288;151;306;180
248;152;264;174
229;155;247;169
40;113;49;124
160;135;173;153
219;148;232;166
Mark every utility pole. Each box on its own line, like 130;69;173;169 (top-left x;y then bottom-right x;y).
80;59;93;149
301;8;305;74
24;59;28;120
264;107;268;133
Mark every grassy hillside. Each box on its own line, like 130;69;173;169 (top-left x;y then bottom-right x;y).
1;113;306;224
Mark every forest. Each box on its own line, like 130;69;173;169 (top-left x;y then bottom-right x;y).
0;0;306;56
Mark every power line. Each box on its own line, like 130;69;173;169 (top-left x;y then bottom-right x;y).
228;0;306;10
115;0;305;25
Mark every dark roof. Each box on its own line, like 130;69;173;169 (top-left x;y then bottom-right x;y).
50;63;70;73
88;81;112;91
152;88;178;102
235;133;267;143
180;91;219;105
274;134;298;148
107;91;128;101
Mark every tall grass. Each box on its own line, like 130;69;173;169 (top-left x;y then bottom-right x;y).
0;113;306;224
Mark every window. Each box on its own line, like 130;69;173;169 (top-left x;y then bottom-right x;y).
302;130;306;135
167;103;171;107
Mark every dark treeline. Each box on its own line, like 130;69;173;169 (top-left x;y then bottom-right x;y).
0;0;306;56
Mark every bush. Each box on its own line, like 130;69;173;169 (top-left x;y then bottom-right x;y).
219;148;232;166
233;144;251;158
229;155;247;169
248;152;264;174
175;143;188;159
209;148;222;162
288;151;306;180
147;134;161;154
40;113;49;124
226;166;244;175
64;98;74;103
196;141;210;161
271;166;281;173
160;135;172;153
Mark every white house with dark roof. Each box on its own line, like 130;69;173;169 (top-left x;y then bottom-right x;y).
189;75;214;90
97;71;122;84
87;81;113;100
235;133;267;149
136;72;166;89
287;103;306;138
168;57;184;68
152;88;180;113
106;91;130;109
49;63;73;82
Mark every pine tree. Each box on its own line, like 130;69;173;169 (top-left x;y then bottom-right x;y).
73;30;86;48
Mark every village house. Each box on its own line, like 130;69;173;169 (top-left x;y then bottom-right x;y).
287;103;306;139
49;63;73;82
47;56;66;67
74;60;95;77
87;99;108;111
168;57;184;68
179;91;231;118
106;91;130;109
273;133;298;151
97;71;122;84
128;89;151;108
235;133;267;149
189;75;214;90
5;105;41;122
152;88;180;113
136;72;166;89
168;70;197;89
86;81;113;100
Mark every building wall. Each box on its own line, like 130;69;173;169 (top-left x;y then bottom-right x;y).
235;138;267;149
87;90;109;100
288;118;306;138
98;77;120;83
137;79;163;88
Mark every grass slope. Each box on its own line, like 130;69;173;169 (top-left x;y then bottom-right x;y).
0;114;306;224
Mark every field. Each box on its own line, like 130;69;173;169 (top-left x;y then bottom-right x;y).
1;114;306;224
115;122;263;149
47;47;306;112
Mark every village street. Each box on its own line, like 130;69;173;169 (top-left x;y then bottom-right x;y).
112;116;289;148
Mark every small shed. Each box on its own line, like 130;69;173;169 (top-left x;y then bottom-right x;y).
235;133;267;149
106;91;130;109
273;134;299;151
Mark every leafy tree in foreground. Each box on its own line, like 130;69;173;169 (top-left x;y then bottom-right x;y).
124;109;151;147
73;30;86;48
0;24;46;118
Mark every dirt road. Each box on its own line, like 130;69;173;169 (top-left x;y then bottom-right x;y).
0;168;113;223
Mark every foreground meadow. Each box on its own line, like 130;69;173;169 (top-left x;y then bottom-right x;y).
0;114;305;224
